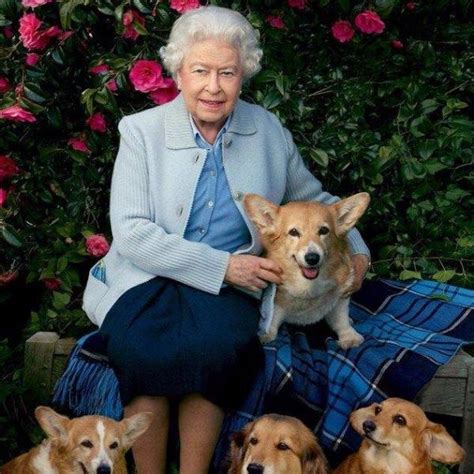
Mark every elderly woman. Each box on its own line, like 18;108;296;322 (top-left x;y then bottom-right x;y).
83;6;369;473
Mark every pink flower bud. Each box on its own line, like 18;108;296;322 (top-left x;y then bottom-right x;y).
86;234;110;258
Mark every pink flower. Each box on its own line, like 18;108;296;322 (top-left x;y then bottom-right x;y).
22;0;53;8
406;2;416;10
0;155;19;182
0;77;10;93
354;11;385;34
169;0;200;14
266;15;285;29
18;13;60;50
331;20;355;43
0;105;36;122
86;112;107;133
129;60;164;93
0;270;19;286
25;52;40;66
106;79;118;92
68;137;90;153
391;40;404;49
42;277;62;290
149;78;179;105
0;188;9;206
89;64;110;74
86;234;110;258
122;9;145;41
288;0;305;9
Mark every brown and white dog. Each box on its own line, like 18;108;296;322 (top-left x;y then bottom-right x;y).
244;193;370;347
1;406;153;474
334;398;465;474
228;414;328;474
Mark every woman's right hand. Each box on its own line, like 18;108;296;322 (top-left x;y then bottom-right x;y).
224;255;282;292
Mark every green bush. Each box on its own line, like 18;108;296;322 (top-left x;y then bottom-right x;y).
0;0;472;466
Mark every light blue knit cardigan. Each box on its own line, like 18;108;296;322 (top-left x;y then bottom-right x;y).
82;94;369;329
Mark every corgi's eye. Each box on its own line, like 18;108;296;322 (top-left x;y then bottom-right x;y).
81;440;93;448
374;406;382;415
319;226;329;235
277;442;289;450
393;415;406;426
109;441;119;449
250;437;259;445
288;228;300;237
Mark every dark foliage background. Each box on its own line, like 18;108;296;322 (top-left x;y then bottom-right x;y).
0;0;472;468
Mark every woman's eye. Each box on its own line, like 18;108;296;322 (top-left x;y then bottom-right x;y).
319;226;329;235
81;440;93;448
393;415;406;426
221;71;234;76
277;442;289;450
193;69;206;74
289;228;300;237
250;437;258;445
374;406;382;415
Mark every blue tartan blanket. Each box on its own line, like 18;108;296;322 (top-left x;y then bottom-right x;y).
53;279;473;469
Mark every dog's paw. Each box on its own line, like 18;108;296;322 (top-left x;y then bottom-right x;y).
259;330;277;344
338;330;364;350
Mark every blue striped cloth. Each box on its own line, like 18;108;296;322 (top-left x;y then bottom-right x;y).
213;278;474;469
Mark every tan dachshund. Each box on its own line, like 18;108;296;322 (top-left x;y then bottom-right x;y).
1;406;153;474
228;413;328;474
335;398;465;474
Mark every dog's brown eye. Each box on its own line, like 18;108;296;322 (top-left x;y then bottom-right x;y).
319;226;329;235
289;228;300;237
393;415;406;426
81;440;93;448
374;406;382;415
277;442;289;451
250;437;259;445
109;441;119;449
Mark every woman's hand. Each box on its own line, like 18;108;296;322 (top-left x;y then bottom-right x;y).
225;255;282;292
344;254;370;297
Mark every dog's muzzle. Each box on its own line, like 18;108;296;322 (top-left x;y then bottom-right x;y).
247;463;264;473
96;465;111;474
362;420;376;435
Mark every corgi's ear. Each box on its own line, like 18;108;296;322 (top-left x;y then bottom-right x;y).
332;192;370;237
35;406;70;444
423;420;465;464
243;194;279;236
121;412;154;449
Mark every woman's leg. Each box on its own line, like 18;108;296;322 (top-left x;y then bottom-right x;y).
178;393;225;474
124;395;170;474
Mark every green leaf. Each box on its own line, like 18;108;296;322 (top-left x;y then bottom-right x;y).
1;225;23;247
52;291;71;310
432;270;456;283
399;270;422;280
132;0;151;13
59;0;88;30
310;148;329;168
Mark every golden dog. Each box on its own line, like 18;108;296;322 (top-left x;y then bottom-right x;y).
335;398;465;474
228;414;328;474
1;406;153;474
244;193;369;347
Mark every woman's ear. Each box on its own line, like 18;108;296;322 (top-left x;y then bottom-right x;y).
423;420;465;464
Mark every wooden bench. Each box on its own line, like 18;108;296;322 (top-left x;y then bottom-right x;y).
24;332;474;473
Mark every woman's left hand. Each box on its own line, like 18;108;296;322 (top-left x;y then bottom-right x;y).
343;254;370;298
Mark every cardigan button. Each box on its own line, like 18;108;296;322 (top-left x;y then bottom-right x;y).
233;191;243;201
223;136;232;147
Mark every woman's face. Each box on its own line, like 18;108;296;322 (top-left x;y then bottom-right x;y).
177;38;243;132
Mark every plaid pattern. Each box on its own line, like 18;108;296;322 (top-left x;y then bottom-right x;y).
213;278;474;469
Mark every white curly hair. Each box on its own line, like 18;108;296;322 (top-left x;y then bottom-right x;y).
160;6;263;81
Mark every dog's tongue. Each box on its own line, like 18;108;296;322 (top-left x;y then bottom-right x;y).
302;267;319;279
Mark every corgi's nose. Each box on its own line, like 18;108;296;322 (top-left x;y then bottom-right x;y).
247;463;264;473
97;465;111;474
305;253;320;266
363;420;376;434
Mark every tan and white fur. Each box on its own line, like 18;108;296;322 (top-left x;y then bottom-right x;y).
228;414;328;474
244;193;370;347
334;398;465;474
1;406;153;474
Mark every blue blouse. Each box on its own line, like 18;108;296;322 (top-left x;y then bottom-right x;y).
184;115;251;253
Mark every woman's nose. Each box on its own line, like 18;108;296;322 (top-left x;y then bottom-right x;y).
206;72;221;94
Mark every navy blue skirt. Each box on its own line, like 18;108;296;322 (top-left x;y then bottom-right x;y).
100;277;263;410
